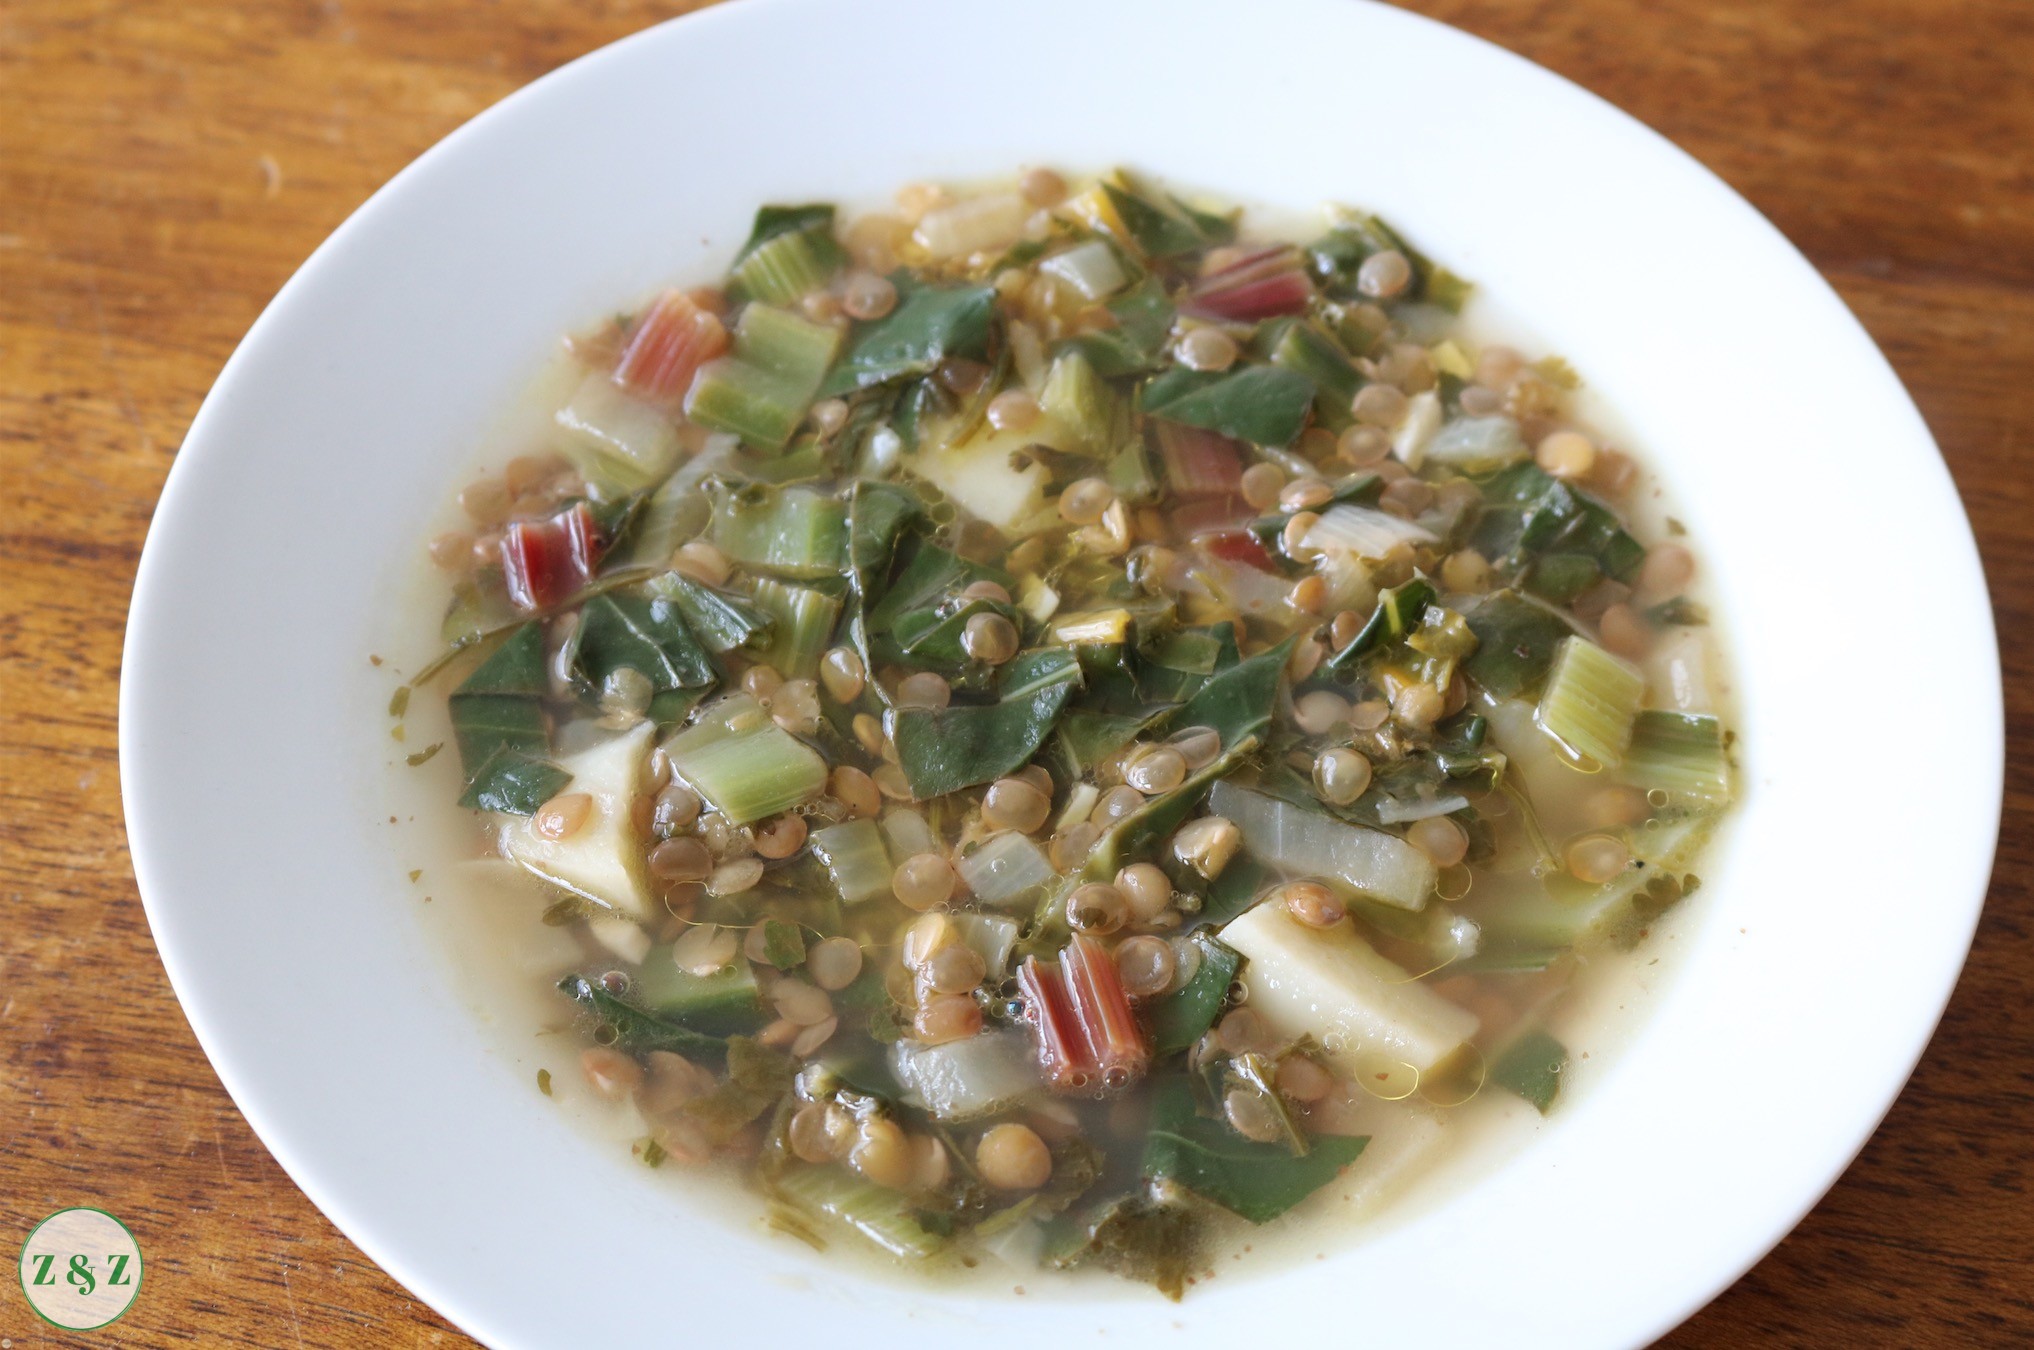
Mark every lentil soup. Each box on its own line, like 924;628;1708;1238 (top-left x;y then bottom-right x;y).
395;170;1735;1297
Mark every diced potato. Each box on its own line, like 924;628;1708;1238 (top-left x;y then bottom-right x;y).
502;722;655;921
910;418;1068;534
912;192;1030;260
1221;899;1478;1075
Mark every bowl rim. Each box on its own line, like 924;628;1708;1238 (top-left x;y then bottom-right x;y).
120;0;2003;1345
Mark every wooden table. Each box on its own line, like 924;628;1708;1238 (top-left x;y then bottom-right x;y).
3;0;2027;1343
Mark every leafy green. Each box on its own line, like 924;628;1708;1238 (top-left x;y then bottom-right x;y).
732;204;838;267
458;748;572;815
846;480;924;590
452;621;548;696
1490;1029;1567;1114
557;974;726;1058
1142;1078;1367;1223
890;648;1082;798
1473;463;1644;584
650;572;773;655
1142;366;1314;449
1170;637;1295;749
866;543;1013;665
1463;591;1574;698
683;1036;795;1143
1050;1192;1198;1301
574;592;717;696
1147;933;1242;1055
448;624;569;814
1058;707;1170;772
1197;854;1269;927
1325;577;1436;671
1060;277;1176;377
820;280;997;397
1101;176;1229;258
632;954;766;1036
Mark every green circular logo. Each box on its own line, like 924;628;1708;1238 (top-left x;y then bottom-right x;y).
18;1209;143;1331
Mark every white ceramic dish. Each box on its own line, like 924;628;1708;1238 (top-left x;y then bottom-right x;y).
120;0;2002;1344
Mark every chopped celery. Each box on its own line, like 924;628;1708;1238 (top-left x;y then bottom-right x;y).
807;819;893;905
745;576;841;678
1040;349;1115;456
633;952;765;1035
774;1166;947;1259
685;358;808;451
554;371;681;493
709;483;847;579
730;228;839;305
1624;710;1731;804
685;304;841;450
663;694;827;824
1535;636;1645;768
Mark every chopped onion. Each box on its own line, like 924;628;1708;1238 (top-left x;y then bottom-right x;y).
1374;794;1470;824
1392;389;1442;468
891;1030;1042;1121
1422;414;1526;472
954;831;1056;905
950;911;1021;981
879;807;938;861
1208;780;1436;910
1303;504;1438;560
1038;240;1129;300
913;192;1029;260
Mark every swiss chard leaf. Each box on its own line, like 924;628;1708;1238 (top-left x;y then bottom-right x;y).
1102;178;1226;258
1058;707;1171;773
866;543;1012;662
1169;636;1294;749
651;572;773;655
1061;278;1176;377
1050;1192;1198;1302
557;973;727;1058
1197;854;1269;927
574;592;717;694
734;204;837;263
890;647;1081;798
1142;365;1314;449
457;746;572;815
1464;593;1570;699
820;280;997;397
452;622;548;696
1473;464;1644;583
683;1036;795;1144
1146;932;1242;1055
448;624;568;814
846;479;924;592
1490;1029;1567;1114
1141;1078;1367;1224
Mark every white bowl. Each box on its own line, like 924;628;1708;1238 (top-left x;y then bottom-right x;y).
120;0;2002;1344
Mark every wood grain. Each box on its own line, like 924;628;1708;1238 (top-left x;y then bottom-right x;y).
2;0;2027;1343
